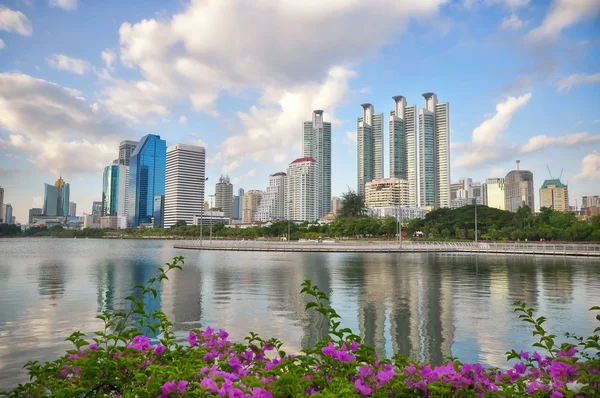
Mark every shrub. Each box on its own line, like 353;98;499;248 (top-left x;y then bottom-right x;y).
4;256;599;397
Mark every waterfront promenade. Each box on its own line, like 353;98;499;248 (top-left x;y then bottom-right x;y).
174;240;600;257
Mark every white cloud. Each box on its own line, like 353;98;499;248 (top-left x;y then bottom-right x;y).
47;54;90;75
0;6;32;36
245;169;255;177
179;115;187;124
0;73;132;174
520;132;600;153
222;160;241;174
527;0;600;45
49;0;77;11
346;131;357;144
103;0;447;123
463;0;529;10
574;151;600;180
500;13;526;30
594;120;600;124
454;93;531;168
489;167;505;177
101;49;116;70
32;196;43;207
557;72;600;92
0;38;5;49
472;93;531;144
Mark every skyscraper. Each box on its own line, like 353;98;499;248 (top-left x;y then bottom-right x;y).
92;201;102;224
119;140;139;166
486;178;505;210
232;188;244;219
419;93;450;209
357;104;384;198
69;202;77;217
102;164;130;228
242;190;264;223
29;208;43;225
256;172;287;221
43;176;70;216
0;186;4;223
286;157;318;222
390;96;418;207
331;197;341;215
540;179;569;212
215;175;234;219
127;134;166;227
3;204;13;224
164;144;206;228
505;167;534;212
302;110;331;218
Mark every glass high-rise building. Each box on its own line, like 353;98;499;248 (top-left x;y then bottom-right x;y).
102;164;130;225
127;134;166;227
302;110;331;218
43;176;70;216
232;188;244;219
390;96;418;208
357;104;383;198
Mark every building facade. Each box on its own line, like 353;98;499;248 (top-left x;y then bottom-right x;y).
0;186;4;223
450;178;486;209
92;201;102;224
302;110;331;218
215;175;234;219
286;157;318;222
3;204;13;224
232;188;244;219
69;202;77;217
331;196;341;215
164;144;206;228
29;208;43;225
256;172;287;221
43;176;70;216
486;178;505;210
582;196;599;209
367;206;428;221
153;195;165;227
119;140;139;166
357;104;384;198
127;134;166;227
539;179;569;212
505;169;534;212
419;93;450;209
242;190;264;223
365;178;409;208
389;96;418;208
102;164;129;228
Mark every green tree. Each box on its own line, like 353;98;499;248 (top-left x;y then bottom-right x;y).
338;189;366;218
175;220;187;227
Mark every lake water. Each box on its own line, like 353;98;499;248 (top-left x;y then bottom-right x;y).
0;238;599;390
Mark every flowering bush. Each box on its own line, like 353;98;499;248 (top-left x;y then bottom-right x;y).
4;256;599;397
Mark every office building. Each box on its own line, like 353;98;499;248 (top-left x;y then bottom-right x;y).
164;144;206;228
331;197;341;215
242;190;264;223
154;195;165;227
390;96;418;207
582;196;599;209
119;140;139;166
43;176;70;216
357;104;384;197
69;202;77;217
540;179;569;212
486;178;505;210
303;110;331;218
0;186;4;223
419;93;450;209
215;175;234;219
450;178;486;209
127;134;166;227
92;201;103;224
365;178;409;208
368;206;428;221
10;216;15;225
256;172;287;221
102;164;129;228
3;204;13;225
233;188;244;219
286;157;318;222
29;208;43;225
505;167;534;212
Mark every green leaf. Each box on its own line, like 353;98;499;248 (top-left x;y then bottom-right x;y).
305;302;318;310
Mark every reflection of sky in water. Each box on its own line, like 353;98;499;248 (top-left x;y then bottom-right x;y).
1;239;600;390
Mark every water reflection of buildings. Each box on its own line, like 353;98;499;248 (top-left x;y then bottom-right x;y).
161;264;202;330
37;261;66;301
96;261;116;313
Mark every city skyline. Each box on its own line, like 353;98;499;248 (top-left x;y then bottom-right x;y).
1;0;599;223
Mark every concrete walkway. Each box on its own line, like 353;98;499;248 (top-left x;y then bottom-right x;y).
174;240;600;257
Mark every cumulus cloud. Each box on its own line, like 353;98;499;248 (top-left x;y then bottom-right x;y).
101;49;116;70
49;0;77;11
500;14;526;30
0;6;32;36
222;160;241;174
527;0;600;45
47;54;90;75
454;93;531;168
557;72;600;92
178;115;187;124
574;151;600;180
346;131;357;144
521;132;600;153
463;0;529;10
0;73;132;174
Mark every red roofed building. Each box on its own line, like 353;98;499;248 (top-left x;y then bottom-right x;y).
286;157;318;221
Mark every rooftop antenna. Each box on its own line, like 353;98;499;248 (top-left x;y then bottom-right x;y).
516;160;520;171
559;168;563;181
547;165;553;179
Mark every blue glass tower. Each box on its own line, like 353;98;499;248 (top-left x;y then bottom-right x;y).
127;134;166;227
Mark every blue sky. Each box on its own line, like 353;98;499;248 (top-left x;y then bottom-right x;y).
1;0;599;223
